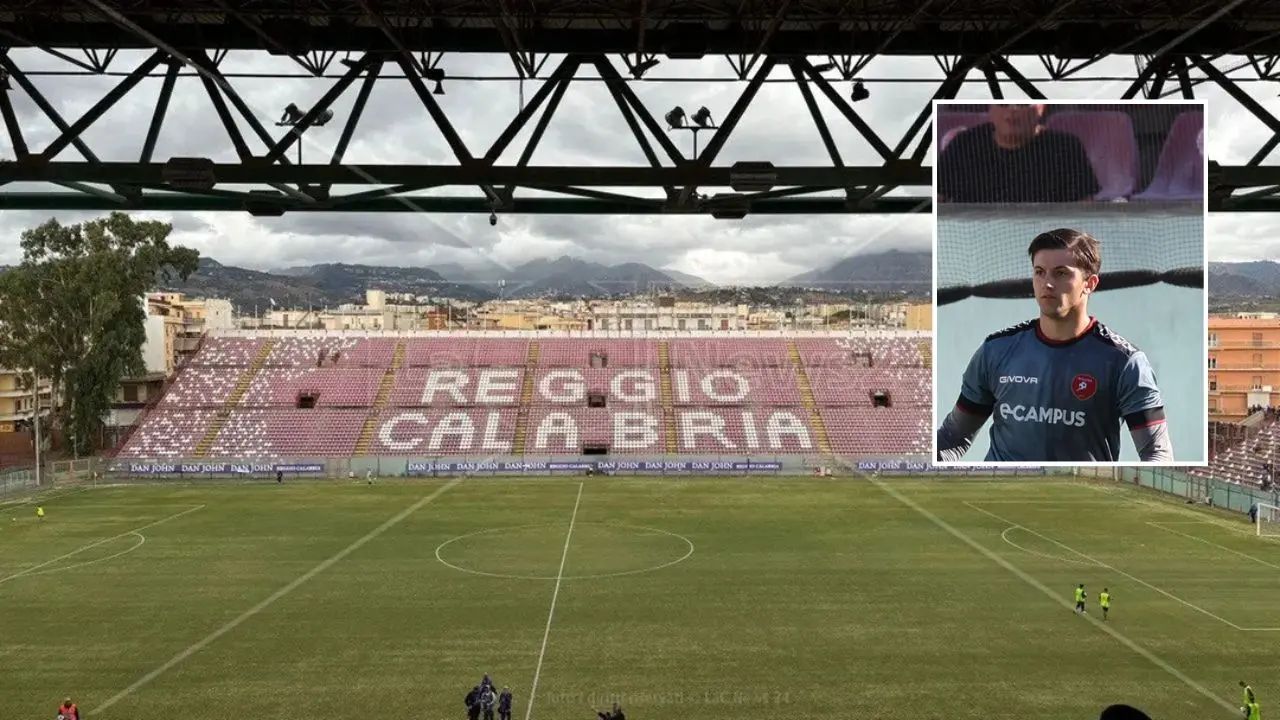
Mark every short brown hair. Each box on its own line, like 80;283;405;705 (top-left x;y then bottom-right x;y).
1028;228;1101;276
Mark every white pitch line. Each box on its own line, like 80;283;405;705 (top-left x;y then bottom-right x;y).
861;476;1236;715
91;477;464;716
965;501;1247;631
1149;522;1280;572
951;499;1123;505
524;481;584;720
1146;522;1280;629
0;504;205;585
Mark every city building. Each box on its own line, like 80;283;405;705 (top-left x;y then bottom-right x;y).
1208;313;1280;421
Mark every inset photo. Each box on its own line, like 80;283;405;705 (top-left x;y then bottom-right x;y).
932;100;1207;466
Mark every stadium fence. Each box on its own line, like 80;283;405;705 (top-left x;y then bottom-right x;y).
27;459;1272;517
0;466;37;500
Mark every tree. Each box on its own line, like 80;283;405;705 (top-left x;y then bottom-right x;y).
0;212;200;455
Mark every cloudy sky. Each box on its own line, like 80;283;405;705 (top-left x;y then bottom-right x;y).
0;49;1274;285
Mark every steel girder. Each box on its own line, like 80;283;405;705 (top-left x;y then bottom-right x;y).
3;48;1280;213
0;50;937;215
5;0;1280;57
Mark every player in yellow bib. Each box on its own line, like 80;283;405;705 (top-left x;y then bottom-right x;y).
1099;588;1111;621
35;506;44;520
1074;584;1087;614
1243;701;1260;720
1242;682;1257;707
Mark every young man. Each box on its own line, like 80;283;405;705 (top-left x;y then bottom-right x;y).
1099;587;1111;621
1074;584;1087;614
937;103;1100;204
936;228;1173;463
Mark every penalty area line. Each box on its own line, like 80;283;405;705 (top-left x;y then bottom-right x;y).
862;474;1236;715
964;502;1248;632
0;504;205;586
90;477;464;716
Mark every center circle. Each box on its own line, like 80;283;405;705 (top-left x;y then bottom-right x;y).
434;522;695;581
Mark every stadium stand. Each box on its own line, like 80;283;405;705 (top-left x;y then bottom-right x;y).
1191;411;1279;487
115;332;931;462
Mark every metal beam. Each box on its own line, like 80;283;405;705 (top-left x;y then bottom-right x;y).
140;60;181;163
263;52;379;163
41;50;165;160
0;193;931;214
0;56;101;162
0;162;929;188
6;24;1280;56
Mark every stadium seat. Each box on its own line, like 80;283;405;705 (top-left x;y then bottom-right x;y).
117;334;933;461
1132;110;1204;201
935;112;990;149
1045;111;1139;200
1189;417;1279;488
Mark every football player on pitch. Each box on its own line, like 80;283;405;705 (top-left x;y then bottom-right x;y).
936;228;1173;463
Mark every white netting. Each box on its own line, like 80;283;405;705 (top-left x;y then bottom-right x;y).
1256;503;1280;537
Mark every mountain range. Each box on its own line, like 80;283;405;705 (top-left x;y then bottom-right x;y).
155;251;1275;312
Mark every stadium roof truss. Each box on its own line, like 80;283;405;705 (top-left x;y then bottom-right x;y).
0;0;1278;215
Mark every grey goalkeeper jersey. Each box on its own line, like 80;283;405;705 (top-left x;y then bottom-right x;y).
940;318;1168;462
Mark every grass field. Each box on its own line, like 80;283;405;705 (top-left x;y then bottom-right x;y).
0;476;1271;720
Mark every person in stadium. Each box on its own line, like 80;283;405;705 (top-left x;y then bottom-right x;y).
466;684;483;720
935;228;1174;463
597;702;626;720
498;685;514;720
1098;587;1111;620
1242;681;1257;707
1074;584;1087;614
937;103;1101;203
479;682;498;720
57;697;79;720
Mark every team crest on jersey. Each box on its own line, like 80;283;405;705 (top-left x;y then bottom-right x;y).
1071;373;1098;401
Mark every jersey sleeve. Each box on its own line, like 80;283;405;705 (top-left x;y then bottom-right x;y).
1116;350;1165;429
958;342;995;414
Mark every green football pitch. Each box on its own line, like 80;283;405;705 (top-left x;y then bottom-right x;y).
0;476;1270;720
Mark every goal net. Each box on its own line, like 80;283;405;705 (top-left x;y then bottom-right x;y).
1256;502;1280;537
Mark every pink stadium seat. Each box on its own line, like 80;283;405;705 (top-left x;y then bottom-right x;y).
1044;111;1139;200
1133;111;1204;201
935;112;989;149
116;334;933;461
1189;418;1279;488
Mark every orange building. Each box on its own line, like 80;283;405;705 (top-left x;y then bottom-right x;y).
1208;314;1280;421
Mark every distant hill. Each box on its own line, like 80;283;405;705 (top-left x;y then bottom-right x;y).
660;268;717;289
1209;260;1280;296
161;259;496;311
781;249;932;295
428;259;512;288
499;256;690;299
148;255;1277;313
1208;260;1280;311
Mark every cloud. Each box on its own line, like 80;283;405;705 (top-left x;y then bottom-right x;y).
0;50;1268;285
